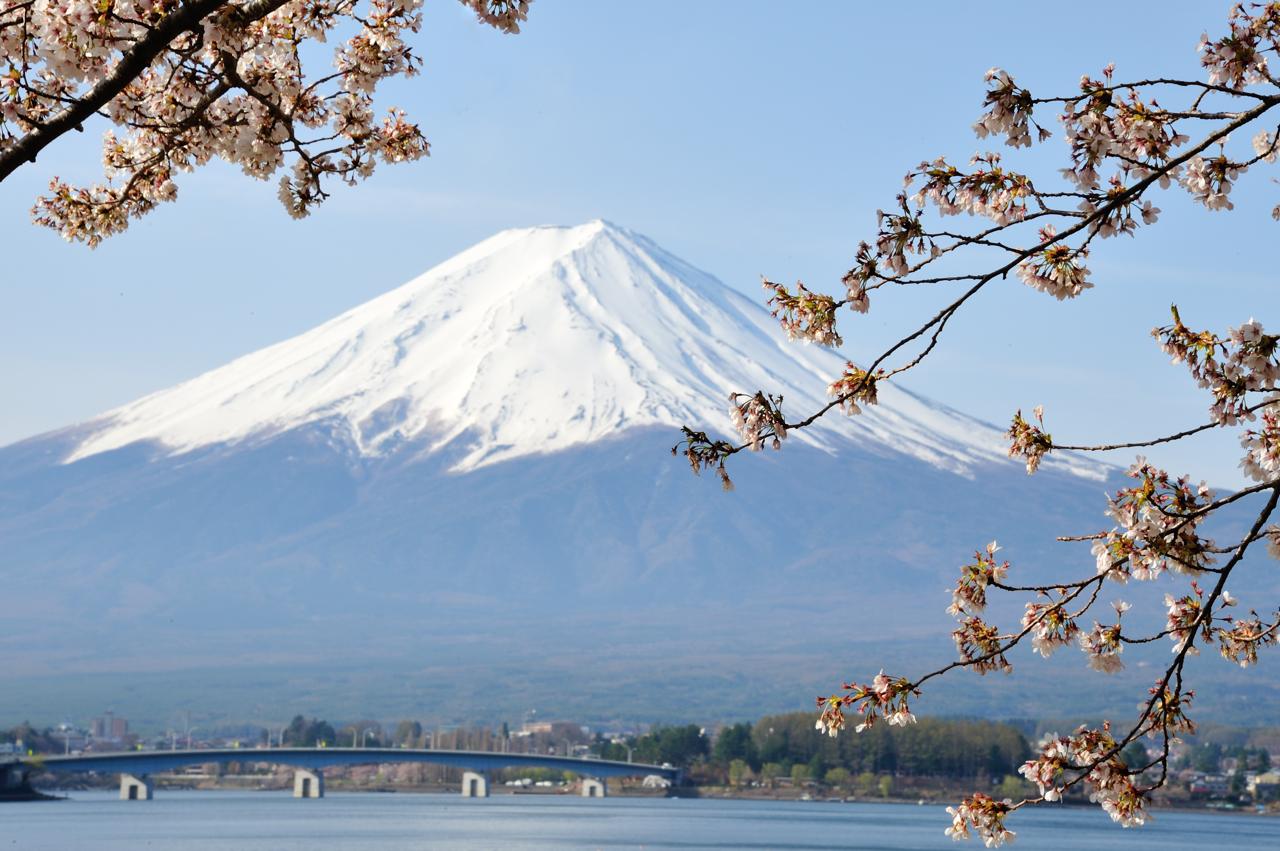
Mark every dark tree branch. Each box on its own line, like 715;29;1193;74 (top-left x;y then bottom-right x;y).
0;0;292;183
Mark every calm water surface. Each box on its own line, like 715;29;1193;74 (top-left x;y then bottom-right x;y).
1;791;1275;850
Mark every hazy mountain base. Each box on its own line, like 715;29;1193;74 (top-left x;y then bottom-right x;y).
2;628;1276;731
2;427;1276;730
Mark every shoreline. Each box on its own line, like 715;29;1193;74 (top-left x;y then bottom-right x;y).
23;780;1276;817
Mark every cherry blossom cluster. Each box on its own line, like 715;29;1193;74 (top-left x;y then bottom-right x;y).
1227;317;1280;388
815;670;917;736
763;279;843;346
1077;601;1130;674
1019;725;1148;827
946;541;1009;616
1017;726;1123;803
1216;608;1279;666
1005;406;1051;474
1;0;528;244
839;242;877;312
1059;66;1189;192
827;363;881;415
1154;310;1279;425
952;616;1012;675
1087;758;1148;827
1198;2;1280;89
1254;127;1280;164
1164;583;1212;654
729;391;787;452
1092;459;1216;582
1179;154;1246;211
671;427;735;491
462;0;528;32
908;153;1033;225
973;67;1045;149
1022;596;1080;658
1015;226;1092;300
1079;175;1162;239
1146;683;1197;741
874;195;938;275
1240;401;1280;481
944;793;1015;848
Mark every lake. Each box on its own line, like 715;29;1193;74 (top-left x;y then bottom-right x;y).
1;791;1275;849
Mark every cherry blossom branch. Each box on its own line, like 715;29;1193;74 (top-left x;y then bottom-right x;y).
1;0;531;242
1052;400;1274;451
1028;77;1276;104
779;10;1280;843
678;98;1279;476
0;0;236;182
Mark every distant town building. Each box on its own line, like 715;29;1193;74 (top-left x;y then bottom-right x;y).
1188;774;1230;797
1249;771;1280;800
90;711;128;741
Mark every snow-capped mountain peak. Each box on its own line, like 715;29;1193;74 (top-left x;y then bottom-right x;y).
62;220;1104;479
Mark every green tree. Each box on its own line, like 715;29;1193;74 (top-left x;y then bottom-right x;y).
594;738;630;762
853;771;877;797
997;775;1031;800
1191;742;1224;774
790;763;810;786
728;759;751;787
713;723;758;768
633;725;708;768
1120;741;1149;772
824;767;850;788
283;715;336;747
760;762;783;789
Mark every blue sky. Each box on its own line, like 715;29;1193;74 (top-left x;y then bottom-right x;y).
0;0;1274;486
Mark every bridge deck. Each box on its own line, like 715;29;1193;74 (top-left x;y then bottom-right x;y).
23;748;677;780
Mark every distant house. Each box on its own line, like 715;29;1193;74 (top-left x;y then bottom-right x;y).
1248;771;1280;800
1188;774;1231;797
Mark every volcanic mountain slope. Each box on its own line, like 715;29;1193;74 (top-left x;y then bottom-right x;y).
9;220;1272;726
56;220;1103;478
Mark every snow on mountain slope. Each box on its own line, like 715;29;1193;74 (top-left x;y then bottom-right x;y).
63;220;1105;479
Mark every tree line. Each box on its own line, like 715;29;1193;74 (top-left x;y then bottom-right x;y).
592;713;1032;781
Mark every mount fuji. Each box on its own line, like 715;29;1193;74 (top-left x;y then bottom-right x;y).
4;221;1270;727
59;220;1101;479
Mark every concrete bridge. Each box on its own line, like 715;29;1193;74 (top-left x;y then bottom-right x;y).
6;748;678;800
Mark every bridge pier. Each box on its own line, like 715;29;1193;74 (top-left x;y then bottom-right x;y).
460;770;489;798
293;769;324;798
119;774;153;801
1;762;32;797
582;778;607;798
